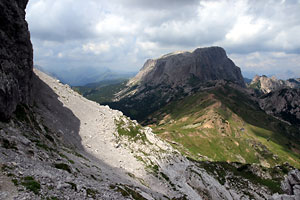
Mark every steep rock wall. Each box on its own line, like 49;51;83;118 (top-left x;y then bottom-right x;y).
0;0;33;120
128;46;245;89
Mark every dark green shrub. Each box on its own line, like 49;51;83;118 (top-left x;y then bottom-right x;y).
21;176;41;194
54;163;71;173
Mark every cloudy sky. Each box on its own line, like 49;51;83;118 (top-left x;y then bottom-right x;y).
26;0;300;78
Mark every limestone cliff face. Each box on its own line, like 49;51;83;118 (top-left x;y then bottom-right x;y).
249;76;300;127
259;88;300;127
0;0;33;120
250;75;300;94
128;46;245;89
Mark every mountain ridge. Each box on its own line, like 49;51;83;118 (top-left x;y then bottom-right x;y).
147;82;300;165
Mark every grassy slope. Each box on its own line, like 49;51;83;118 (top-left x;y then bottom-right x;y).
149;85;300;168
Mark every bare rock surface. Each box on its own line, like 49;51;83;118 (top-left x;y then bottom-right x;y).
270;170;300;200
127;46;245;90
250;75;300;94
0;0;33;120
0;169;18;200
249;76;300;128
259;88;300;127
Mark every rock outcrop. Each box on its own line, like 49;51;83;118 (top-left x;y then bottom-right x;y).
259;88;300;127
0;0;33;120
109;47;245;121
270;169;300;200
250;75;300;94
249;76;300;128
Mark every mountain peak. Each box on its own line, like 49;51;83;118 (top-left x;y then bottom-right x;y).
128;46;244;90
193;46;227;57
109;46;246;121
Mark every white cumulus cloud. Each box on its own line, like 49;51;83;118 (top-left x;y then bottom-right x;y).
26;0;300;77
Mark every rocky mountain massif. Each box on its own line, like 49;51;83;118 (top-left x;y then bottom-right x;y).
108;47;245;121
0;0;33;120
248;75;300;128
126;47;245;89
259;88;300;127
250;75;300;94
1;0;300;199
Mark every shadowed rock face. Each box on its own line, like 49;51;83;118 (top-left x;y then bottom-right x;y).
0;0;33;120
259;88;300;127
249;75;300;127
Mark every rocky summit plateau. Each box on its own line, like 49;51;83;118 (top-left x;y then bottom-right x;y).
1;0;300;200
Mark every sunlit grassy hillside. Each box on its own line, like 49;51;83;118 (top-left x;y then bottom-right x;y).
149;85;300;168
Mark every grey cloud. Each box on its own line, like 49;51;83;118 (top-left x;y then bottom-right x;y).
26;0;300;78
26;0;101;42
115;0;200;10
230;52;300;78
226;0;300;54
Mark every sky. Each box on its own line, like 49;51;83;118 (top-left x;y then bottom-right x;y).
26;0;300;79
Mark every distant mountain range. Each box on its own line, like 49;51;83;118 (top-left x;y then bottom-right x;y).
34;65;136;86
242;70;300;80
